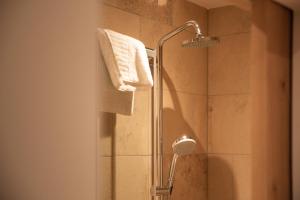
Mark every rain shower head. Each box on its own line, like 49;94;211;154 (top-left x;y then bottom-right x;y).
172;135;196;156
182;35;219;48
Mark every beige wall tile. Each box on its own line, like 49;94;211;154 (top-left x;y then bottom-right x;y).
208;154;252;200
115;156;151;200
208;33;250;95
141;18;208;95
232;155;252;200
164;30;208;94
99;156;113;200
140;16;208;96
100;156;151;200
99;90;151;156
114;90;152;155
208;155;233;200
99;4;140;39
99;112;115;156
100;0;139;14
208;6;251;36
163;89;207;154
163;154;207;200
101;0;172;25
137;0;172;25
172;0;208;34
140;17;173;49
208;95;250;154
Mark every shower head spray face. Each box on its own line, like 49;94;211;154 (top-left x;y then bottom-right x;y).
172;135;196;156
167;135;197;192
182;35;219;48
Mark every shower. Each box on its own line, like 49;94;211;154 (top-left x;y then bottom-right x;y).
167;135;196;193
151;20;219;198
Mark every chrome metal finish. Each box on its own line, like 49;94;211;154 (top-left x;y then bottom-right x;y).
151;20;219;199
146;48;156;58
167;154;178;190
146;47;157;200
182;35;219;48
154;21;203;197
151;186;171;196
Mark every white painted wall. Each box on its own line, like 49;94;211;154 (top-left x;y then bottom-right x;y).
293;12;300;200
0;1;98;200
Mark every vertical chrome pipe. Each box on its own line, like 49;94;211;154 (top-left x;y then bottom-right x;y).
167;154;178;190
153;20;202;197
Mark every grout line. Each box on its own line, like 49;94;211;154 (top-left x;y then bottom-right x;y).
207;153;251;156
208;93;250;96
100;154;153;157
101;3;140;18
100;153;252;157
206;12;210;200
163;88;208;96
215;31;251;38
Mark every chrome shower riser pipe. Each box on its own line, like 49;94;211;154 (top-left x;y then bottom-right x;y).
152;20;203;198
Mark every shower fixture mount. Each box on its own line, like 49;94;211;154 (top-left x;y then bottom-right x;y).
151;20;219;199
151;135;196;197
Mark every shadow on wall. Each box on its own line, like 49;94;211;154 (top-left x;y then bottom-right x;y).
162;68;205;154
99;112;117;200
162;68;237;200
208;156;237;200
98;56;237;200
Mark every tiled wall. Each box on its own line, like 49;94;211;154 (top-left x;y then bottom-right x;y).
98;1;253;200
98;1;209;200
251;1;291;199
207;6;252;200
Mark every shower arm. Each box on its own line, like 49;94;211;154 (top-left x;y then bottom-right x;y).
152;20;202;197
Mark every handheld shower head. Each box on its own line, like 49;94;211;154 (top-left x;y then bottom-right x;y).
167;135;197;194
172;135;197;156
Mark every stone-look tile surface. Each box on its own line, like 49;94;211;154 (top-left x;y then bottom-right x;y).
208;95;250;154
232;155;251;200
140;17;173;49
164;30;208;94
115;156;151;200
114;90;151;155
208;154;251;200
163;154;207;200
99;2;210;200
99;156;113;200
98;4;151;155
208;6;251;36
140;18;207;95
101;0;172;24
99;156;151;200
99;91;151;156
172;0;208;34
208;33;250;95
208;155;233;200
163;89;207;154
99;112;115;156
98;4;140;39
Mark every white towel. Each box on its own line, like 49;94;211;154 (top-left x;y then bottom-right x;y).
97;28;153;91
97;28;153;115
98;53;134;115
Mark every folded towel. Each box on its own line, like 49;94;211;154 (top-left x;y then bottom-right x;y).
97;28;153;115
98;52;135;115
97;28;153;91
